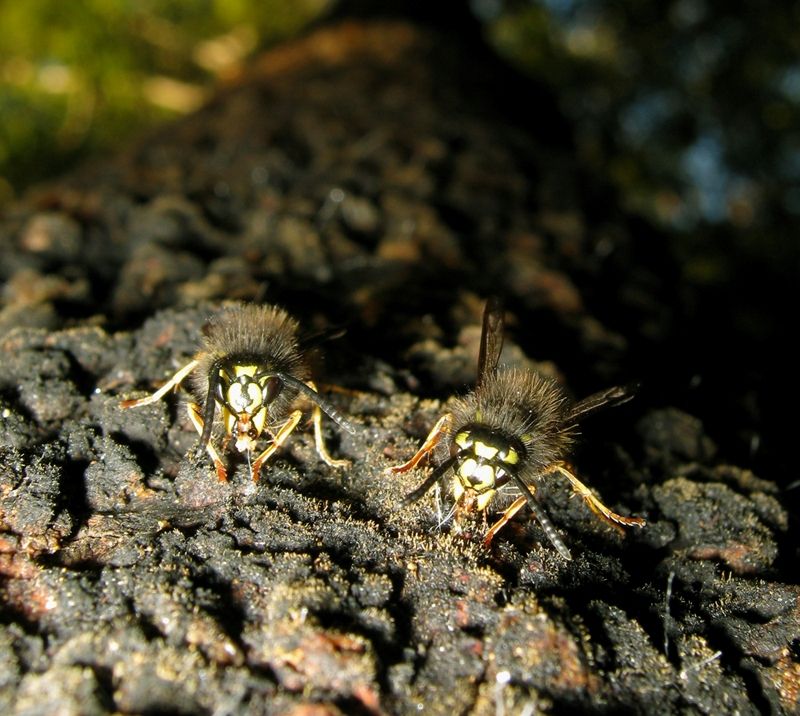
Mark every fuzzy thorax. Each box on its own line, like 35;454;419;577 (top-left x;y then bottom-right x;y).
449;368;574;478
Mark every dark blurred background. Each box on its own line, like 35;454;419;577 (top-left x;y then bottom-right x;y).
1;0;795;488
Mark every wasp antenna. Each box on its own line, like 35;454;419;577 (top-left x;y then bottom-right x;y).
401;453;460;506
276;373;357;434
510;473;572;560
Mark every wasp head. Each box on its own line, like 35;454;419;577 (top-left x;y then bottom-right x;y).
451;425;523;510
216;365;283;453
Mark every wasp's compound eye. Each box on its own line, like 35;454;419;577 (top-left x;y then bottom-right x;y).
263;376;282;403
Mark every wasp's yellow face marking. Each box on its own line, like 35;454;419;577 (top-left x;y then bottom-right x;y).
475;488;496;511
504;446;519;465
452;426;524;507
457;460;496;490
219;365;278;453
452;476;496;512
459;457;477;478
227;381;262;414
473;440;498;460
455;431;471;450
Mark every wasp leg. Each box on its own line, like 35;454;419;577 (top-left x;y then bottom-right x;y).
312;404;350;468
387;412;452;474
119;359;200;408
483;495;527;546
306;380;350;469
187;400;228;482
250;409;303;482
550;462;646;532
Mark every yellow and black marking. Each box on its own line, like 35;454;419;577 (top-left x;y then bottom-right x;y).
452;426;519;497
121;303;355;482
388;297;645;560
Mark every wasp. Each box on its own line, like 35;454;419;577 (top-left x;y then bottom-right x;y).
388;297;645;559
120;303;356;482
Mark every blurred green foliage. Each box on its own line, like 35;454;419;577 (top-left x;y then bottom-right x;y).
487;1;800;236
0;0;330;204
2;0;799;251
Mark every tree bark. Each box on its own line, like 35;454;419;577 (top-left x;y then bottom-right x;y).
0;19;795;715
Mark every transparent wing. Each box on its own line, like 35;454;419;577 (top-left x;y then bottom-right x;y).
299;323;348;352
476;296;505;389
564;383;639;426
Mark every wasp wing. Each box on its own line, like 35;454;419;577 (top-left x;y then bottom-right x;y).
476;296;505;390
564;382;639;426
299;323;348;351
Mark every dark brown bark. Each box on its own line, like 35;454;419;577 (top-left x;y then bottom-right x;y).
0;20;796;715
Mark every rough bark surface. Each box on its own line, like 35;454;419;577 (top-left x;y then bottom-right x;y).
0;20;797;716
